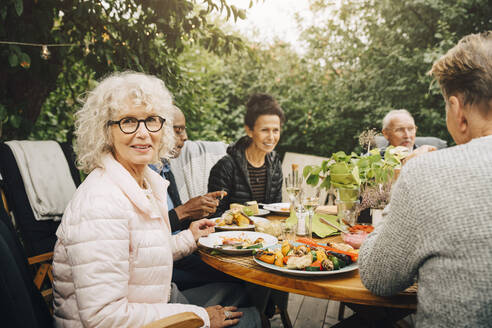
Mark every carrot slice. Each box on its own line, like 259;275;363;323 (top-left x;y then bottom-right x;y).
296;238;358;262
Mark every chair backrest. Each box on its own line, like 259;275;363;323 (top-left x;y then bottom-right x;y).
281;152;331;204
170;140;227;203
0;141;81;256
375;135;448;149
0;201;53;328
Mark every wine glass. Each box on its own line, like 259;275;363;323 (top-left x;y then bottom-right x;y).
285;172;302;213
302;189;321;240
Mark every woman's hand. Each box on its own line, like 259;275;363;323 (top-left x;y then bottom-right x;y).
189;219;215;241
206;305;242;328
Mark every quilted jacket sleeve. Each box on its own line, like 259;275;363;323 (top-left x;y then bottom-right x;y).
208;155;235;216
170;229;197;261
59;194;209;328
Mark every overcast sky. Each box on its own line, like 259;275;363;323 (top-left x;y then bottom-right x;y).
226;0;313;46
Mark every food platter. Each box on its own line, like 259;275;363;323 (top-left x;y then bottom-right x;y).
262;202;291;215
198;231;278;255
253;242;358;277
210;216;269;231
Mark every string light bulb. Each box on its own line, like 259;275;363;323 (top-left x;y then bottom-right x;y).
40;45;51;60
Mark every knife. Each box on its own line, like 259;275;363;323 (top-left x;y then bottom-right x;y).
319;217;349;234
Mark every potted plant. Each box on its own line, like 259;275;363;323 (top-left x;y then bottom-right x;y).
303;151;362;228
303;151;361;200
303;144;408;226
355;146;409;223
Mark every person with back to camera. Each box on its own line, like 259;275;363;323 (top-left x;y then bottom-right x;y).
359;31;492;327
208;93;284;216
51;71;261;328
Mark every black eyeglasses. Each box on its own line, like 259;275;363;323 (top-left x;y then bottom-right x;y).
173;125;187;136
107;116;165;134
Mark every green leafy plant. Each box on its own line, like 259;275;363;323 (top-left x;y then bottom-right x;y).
303;146;409;205
303;151;361;202
355;146;408;212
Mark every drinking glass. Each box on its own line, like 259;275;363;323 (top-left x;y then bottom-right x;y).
281;220;297;242
302;191;321;240
335;187;360;229
285;172;302;214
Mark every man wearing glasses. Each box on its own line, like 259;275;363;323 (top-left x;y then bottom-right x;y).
149;106;234;291
382;109;419;150
150;107;224;232
381;109;438;162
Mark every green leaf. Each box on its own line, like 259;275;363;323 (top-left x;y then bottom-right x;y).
320;177;331;190
14;0;23;16
8;53;18;67
303;165;313;178
321;160;330;172
306;174;320;186
311;166;321;176
9;114;22;129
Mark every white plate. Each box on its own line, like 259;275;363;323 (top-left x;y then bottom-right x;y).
262;203;291;214
211;216;269;231
198;231;278;254
253;242;358;277
256;208;270;216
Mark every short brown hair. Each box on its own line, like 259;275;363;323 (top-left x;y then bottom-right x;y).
429;31;492;115
244;93;285;129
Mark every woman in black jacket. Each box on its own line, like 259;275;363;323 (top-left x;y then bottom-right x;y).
209;93;285;216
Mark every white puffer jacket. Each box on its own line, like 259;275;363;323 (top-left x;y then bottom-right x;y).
52;154;210;327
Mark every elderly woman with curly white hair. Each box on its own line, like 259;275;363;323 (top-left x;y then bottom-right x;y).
52;72;261;328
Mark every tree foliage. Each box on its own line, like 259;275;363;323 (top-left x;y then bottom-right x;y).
174;0;492;157
0;0;247;140
2;0;491;158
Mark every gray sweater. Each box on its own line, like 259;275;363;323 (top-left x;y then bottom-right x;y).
359;135;492;327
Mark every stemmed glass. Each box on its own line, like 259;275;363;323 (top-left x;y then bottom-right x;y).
302;189;321;240
285;172;302;214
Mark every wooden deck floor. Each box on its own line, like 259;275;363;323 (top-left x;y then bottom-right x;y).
269;294;414;328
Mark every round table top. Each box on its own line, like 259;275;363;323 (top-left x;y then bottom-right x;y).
199;214;417;309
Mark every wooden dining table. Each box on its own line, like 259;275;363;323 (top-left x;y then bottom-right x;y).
199;213;417;327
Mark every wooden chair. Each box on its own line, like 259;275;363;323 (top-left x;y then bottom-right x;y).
0;201;203;328
0;175;55;304
0;141;82;303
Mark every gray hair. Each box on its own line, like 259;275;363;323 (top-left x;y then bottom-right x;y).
74;71;175;173
382;109;414;130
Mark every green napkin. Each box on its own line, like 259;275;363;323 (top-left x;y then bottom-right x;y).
312;213;341;237
285;212;341;238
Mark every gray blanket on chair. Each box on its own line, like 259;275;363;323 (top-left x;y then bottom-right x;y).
6;140;76;221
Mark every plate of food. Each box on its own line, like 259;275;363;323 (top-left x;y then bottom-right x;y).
256;208;270;216
198;231;278;254
261;202;291;215
229;201;270;216
211;214;269;231
253;241;358;276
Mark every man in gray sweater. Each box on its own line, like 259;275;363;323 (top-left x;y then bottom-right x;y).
359;31;492;327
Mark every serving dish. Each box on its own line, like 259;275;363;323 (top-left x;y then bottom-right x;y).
262;203;291;215
253;242;358;277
